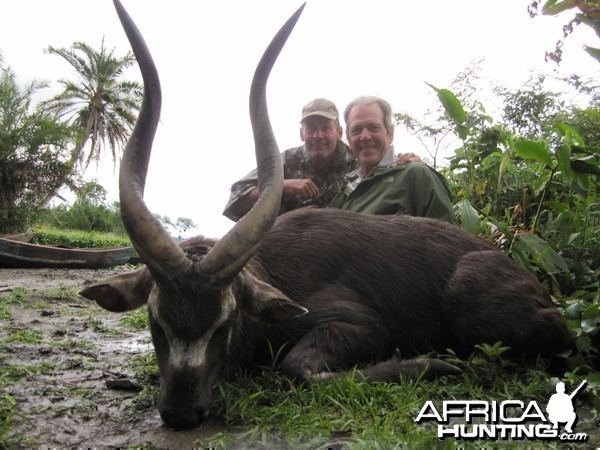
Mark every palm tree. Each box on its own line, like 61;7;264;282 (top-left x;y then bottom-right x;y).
38;39;142;203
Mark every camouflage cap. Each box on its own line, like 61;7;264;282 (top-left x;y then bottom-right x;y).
300;98;339;122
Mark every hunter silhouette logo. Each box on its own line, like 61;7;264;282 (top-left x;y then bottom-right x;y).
415;379;589;442
546;380;587;434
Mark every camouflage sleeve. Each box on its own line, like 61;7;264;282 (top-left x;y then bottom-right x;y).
222;167;259;221
223;146;304;221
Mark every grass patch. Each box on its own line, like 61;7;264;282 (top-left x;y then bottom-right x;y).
206;370;438;448
3;329;43;345
1;362;56;383
55;338;96;352
0;390;17;449
84;316;110;333
30;300;49;309
120;307;149;330
0;304;11;320
4;288;26;305
131;351;159;385
194;360;598;449
42;286;79;302
125;350;160;413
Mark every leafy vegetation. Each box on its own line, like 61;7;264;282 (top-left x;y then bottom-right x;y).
32;228;130;249
0;65;74;233
399;72;599;374
382;69;599;447
34;181;196;241
37;182;127;235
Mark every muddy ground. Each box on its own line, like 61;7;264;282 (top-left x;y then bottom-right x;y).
0;267;234;449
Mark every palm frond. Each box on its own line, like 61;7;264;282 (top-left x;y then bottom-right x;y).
39;39;142;170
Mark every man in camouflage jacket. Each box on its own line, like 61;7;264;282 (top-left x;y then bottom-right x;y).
223;98;357;221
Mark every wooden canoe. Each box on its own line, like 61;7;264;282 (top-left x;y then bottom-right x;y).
1;232;36;243
0;234;134;269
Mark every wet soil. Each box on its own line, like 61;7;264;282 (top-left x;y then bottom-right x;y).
0;268;226;449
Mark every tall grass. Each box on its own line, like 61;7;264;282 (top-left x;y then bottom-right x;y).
198;359;598;449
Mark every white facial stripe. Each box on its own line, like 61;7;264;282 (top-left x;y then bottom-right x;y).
169;334;213;369
149;285;236;370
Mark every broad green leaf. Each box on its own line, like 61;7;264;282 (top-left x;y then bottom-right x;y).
454;199;481;236
567;232;582;245
571;145;600;155
582;303;600;320
438;89;467;125
565;301;582;319
555;123;586;146
542;0;577;15
545;200;570;214
541;0;559;12
513;140;554;167
584;45;600;63
556;144;574;180
508;244;535;273
573;171;591;193
426;83;467;125
588;372;600;387
457;124;469;140
516;233;569;274
571;158;600;175
575;335;592;351
581;319;599;333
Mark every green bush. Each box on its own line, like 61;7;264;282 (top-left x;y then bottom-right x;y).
33;227;131;248
38;182;126;235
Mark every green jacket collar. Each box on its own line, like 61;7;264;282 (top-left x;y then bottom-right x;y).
345;146;396;191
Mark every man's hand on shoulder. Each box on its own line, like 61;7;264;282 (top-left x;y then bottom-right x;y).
397;152;422;164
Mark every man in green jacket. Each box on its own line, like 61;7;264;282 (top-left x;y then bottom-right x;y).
329;95;456;224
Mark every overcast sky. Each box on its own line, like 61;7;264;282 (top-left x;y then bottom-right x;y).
1;0;597;238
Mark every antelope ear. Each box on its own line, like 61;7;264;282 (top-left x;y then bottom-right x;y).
240;270;308;323
79;267;153;312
